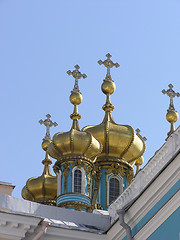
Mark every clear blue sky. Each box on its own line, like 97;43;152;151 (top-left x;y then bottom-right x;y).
0;0;180;198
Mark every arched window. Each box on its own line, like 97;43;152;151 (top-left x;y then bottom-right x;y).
74;169;82;193
109;177;120;204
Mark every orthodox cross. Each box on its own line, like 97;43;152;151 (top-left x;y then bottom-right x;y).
67;65;87;92
162;84;180;110
98;53;120;80
136;128;147;141
39;114;58;140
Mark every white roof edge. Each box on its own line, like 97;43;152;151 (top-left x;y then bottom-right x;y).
0;193;111;230
0;181;15;187
108;125;180;221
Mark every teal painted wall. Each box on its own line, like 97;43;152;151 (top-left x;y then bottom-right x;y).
123;173;127;190
147;208;180;240
100;169;107;210
122;181;179;240
61;171;64;193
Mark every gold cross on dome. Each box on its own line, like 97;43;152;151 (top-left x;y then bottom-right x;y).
67;65;87;92
98;53;120;80
136;128;147;141
162;84;180;110
39;114;58;140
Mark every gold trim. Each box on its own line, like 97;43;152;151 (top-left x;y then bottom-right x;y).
57;201;92;212
57;192;91;199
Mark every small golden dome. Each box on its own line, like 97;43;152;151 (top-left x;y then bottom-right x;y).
101;80;116;95
166;109;179;123
22;114;58;205
70;92;83;105
42;139;51;151
22;152;57;205
135;156;144;166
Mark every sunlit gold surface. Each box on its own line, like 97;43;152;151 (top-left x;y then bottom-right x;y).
70;92;83;105
48;129;102;161
42;139;51;151
83;119;145;164
135;156;144;166
48;65;102;163
101;80;116;95
83;54;146;165
22;152;57;205
22;114;58;205
166;109;179;123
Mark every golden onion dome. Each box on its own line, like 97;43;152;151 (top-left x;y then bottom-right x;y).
21;152;57;205
82;54;146;166
21;115;58;205
48;65;102;162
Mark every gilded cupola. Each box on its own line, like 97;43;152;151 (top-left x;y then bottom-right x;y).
48;65;102;164
47;65;102;212
82;54;146;184
21;114;57;205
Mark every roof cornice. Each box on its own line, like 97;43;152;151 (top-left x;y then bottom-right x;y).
108;125;180;222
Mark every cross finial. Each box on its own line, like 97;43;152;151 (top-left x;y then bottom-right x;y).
136;128;147;141
39;114;58;140
98;53;120;81
162;84;180;110
67;65;87;92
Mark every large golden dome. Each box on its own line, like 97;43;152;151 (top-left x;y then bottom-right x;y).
48;65;102;163
48;128;102;161
82;114;145;165
82;54;146;167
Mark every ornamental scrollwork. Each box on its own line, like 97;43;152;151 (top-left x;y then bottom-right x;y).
106;163;125;178
62;162;70;192
86;165;93;195
125;168;134;185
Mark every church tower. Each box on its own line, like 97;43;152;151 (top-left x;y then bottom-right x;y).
21;54;146;212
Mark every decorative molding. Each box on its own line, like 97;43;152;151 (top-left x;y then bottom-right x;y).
0;211;40;240
107;154;180;240
108;126;180;222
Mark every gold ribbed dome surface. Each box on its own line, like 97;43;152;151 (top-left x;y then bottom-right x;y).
83;54;146;166
48;65;102;162
22;114;58;205
22;152;57;205
48;129;102;161
82;113;145;164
